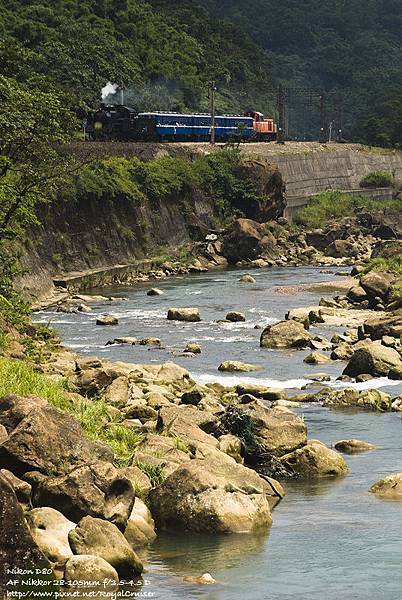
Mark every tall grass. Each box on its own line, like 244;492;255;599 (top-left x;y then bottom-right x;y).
0;357;143;468
294;191;401;229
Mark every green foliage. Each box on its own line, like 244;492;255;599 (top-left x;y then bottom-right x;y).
0;356;147;467
0;0;274;113
0;356;72;410
68;148;257;222
194;0;402;146
220;405;259;454
365;242;402;302
134;460;166;487
294;191;402;229
359;171;394;188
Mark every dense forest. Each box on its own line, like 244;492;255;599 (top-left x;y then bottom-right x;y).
0;0;401;143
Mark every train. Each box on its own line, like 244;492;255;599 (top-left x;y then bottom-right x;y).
86;104;278;142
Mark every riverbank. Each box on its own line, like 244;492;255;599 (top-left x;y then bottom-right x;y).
1;188;401;598
2;258;402;598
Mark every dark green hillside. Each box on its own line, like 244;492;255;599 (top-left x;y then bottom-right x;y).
192;0;402;145
0;0;274;113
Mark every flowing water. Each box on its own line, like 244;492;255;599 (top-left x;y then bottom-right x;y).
35;266;402;600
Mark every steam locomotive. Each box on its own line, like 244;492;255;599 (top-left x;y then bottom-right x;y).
86;104;277;142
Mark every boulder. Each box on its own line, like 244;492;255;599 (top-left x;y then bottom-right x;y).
369;473;402;500
147;288;163;296
139;337;161;346
104;376;130;407
260;320;312;349
343;345;402;377
235;384;287;401
330;343;354;361
218;360;261;373
325;239;357;258
167;308;201;322
0;475;53;593
363;313;402;339
347;285;368;303
134;361;190;384
149;455;272;533
239;274;256;283
184;342;202;354
285;308;311;329
124;498;156;548
225;311;246;322
118;466;152;496
221;218;276;264
68;516;143;577
280;440;348;478
320;388;392;411
180;384;210;405
0;402;112;476
134;434;189;478
157;405;219;444
334;439;377;454
0;424;7;444
218;434;243;464
75;367;121;396
96;314;119;326
106;337;137;346
0;394;48;432
360;271;396;301
27;461;135;527
303;352;331;364
225;404;307;457
0;469;32;505
26;507;75;564
64;555;119;590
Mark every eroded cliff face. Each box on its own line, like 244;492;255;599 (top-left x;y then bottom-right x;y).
19;160;286;300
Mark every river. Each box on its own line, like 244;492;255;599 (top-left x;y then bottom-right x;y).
34;266;402;600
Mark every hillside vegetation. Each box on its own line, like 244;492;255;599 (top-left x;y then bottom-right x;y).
0;0;401;145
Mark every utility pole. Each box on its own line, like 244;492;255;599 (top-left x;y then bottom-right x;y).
319;93;326;143
277;84;285;144
209;80;216;145
328;121;334;143
120;82;125;106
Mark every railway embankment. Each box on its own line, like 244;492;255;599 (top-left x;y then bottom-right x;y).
20;143;402;302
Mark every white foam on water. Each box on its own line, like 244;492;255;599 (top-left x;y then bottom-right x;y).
111;308;166;320
196;373;310;389
195;373;401;392
333;377;401;391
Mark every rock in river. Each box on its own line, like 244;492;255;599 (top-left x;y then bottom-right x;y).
68;516;143;577
218;360;261;372
343;344;402;378
260;320;312;349
303;351;331;364
26;507;75;564
167;307;201;322
149;454;272;533
369;473;402;500
64;555;119;590
239;274;256;283
225;311;246;322
280;440;348;478
147;288;163;296
96;314;119;326
334;439;377;454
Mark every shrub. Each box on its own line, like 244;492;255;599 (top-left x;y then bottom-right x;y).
359;171;393;188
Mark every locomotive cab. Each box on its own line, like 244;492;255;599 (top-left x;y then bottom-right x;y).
243;110;278;140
